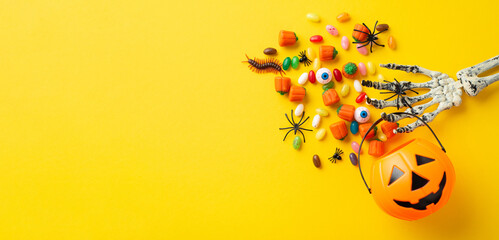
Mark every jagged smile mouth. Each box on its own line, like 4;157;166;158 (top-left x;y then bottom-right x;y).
394;172;447;210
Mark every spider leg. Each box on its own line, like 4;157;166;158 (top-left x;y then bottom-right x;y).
285;113;294;126
296;112;305;125
372;41;385;47
354;29;370;35
373;29;388;36
298;129;306;143
282;129;293;141
279;127;294;130
290;110;297;125
362;23;372;34
298;117;310;128
369;41;373;53
357;41;370;49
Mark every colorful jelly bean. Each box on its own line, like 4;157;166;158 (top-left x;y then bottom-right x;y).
295;104;304;116
341;36;349;50
298;72;308;85
378;133;387;142
326;25;339;36
263;48;277;55
349;153;358;166
308;70;316;84
356;92;366;103
306;13;320;22
312;114;321;128
340;84;350;97
336;12;350;22
333;68;342;82
354;80;362;92
316;128;326;140
322;81;334;91
367;62;376;75
306;47;316;60
291;56;299;69
357;44;368;55
313;155;321;168
283;57;291;70
293;136;302;150
358;62;367;76
316;107;329;117
310;35;323;43
313;58;321;71
351;141;360;154
388;36;396;49
350;121;359;134
376;24;389;32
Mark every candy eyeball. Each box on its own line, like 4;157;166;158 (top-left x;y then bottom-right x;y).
354;107;370;123
316;68;332;84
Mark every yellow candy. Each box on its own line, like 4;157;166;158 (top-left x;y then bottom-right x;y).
336;12;350;23
378;74;384;80
378;133;387;142
340;84;350;97
316;108;329;117
388;36;396;49
316;128;326;140
306;47;316;60
313;58;321;72
306;13;320;22
367;62;376;75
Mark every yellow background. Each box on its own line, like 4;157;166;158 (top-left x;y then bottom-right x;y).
0;0;498;239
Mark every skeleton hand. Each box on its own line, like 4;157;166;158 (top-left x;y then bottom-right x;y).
362;55;499;133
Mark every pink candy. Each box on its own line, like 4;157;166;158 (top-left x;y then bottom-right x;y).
351;141;361;154
326;25;339;36
358;62;367;76
341;36;349;50
357;44;368;55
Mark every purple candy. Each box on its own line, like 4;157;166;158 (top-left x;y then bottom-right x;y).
350;153;358;166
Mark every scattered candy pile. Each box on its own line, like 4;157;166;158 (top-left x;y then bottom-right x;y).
244;11;401;168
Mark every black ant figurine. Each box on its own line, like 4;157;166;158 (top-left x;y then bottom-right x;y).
279;110;312;142
298;50;312;67
329;148;344;163
352;21;387;53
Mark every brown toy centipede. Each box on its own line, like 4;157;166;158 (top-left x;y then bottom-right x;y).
243;54;285;76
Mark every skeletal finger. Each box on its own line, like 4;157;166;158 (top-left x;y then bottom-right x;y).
380;63;438;77
366;92;432;109
362;80;396;91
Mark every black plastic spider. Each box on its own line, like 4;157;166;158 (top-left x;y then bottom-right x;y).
379;78;419;110
298;50;312;66
352;21;387;53
329;148;344;163
279;110;312;142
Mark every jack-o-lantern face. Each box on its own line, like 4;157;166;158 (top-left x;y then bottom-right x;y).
370;138;456;221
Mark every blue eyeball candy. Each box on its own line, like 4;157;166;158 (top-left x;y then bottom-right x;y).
316;68;332;84
354;107;370;123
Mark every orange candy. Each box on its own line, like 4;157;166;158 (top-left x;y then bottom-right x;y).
330;121;348;140
274;77;291;95
352;24;369;42
388;35;396;49
359;123;377;139
337;104;355;121
336;12;350;22
322;89;340;106
278;30;298;47
319;45;338;61
288;85;306;102
381;122;399;139
368;140;385;157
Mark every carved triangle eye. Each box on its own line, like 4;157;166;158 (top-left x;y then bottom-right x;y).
388;166;404;186
416;154;435;166
412;172;429;191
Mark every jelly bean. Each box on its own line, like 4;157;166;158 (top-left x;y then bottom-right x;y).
378;74;384;80
341;36;349;50
333;68;342;82
293;136;302;150
336;12;350;22
357;44;368;55
351;141;360;154
326;25;339;36
340;84;350;97
356;92;366;103
306;13;320;22
378;133;387;142
354;80;362;92
367;62;376;75
354;107;370;123
388;36;396;49
350;121;359;134
283;57;291;70
316;128;326;140
316;108;329;117
322;81;334;91
295;104;304;117
306;47;316;60
349;153;358;166
376;24;389;32
313;155;321;168
291;56;299;69
263;48;277;55
313;58;321;71
358;62;367;76
298;72;308;85
310;35;323;43
312;114;321;128
308;70;316;84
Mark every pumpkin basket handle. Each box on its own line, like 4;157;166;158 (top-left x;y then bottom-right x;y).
357;112;446;194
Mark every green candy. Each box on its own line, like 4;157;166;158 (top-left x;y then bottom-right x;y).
283;57;291;70
291;56;299;69
344;62;358;75
293;136;301;150
322;81;334;91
